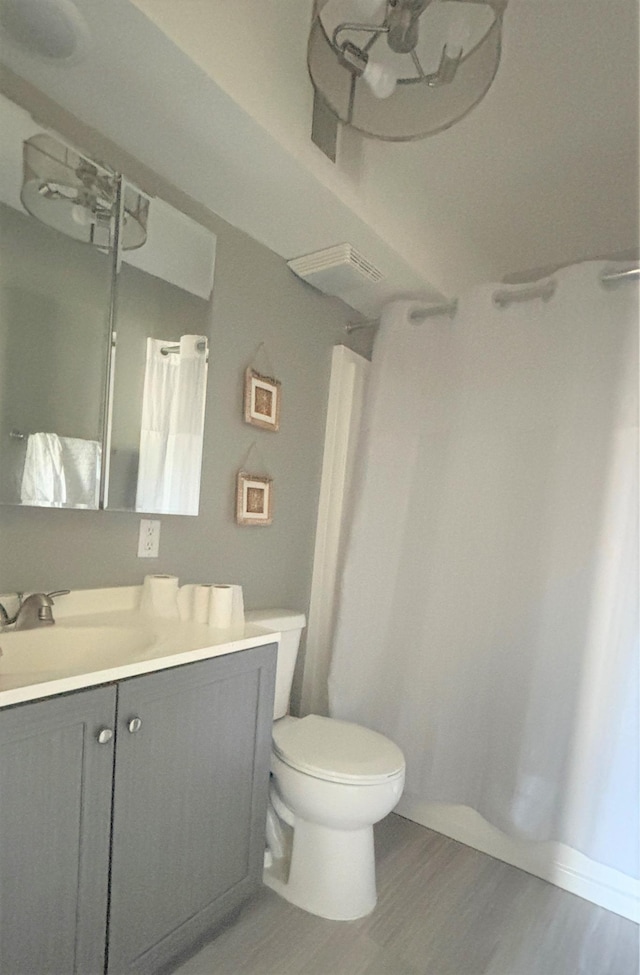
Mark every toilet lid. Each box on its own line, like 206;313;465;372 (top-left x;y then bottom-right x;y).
272;715;405;785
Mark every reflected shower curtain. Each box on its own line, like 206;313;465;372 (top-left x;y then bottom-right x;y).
329;262;639;878
136;335;207;515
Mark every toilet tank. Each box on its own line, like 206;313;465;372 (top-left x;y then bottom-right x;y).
245;609;306;719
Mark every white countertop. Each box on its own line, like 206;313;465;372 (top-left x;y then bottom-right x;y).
0;586;280;708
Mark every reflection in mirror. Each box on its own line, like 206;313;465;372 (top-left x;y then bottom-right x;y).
20;134;147;249
0;92;216;516
107;187;214;515
0;93;113;509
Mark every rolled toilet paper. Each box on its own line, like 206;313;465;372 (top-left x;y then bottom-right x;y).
139;574;179;619
208;584;234;629
211;583;245;630
193;584;213;624
177;584;197;622
231;584;245;628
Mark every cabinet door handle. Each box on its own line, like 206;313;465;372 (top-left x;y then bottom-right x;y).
127;717;142;734
97;728;113;744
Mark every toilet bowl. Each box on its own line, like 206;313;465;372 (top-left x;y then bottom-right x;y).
246;610;405;921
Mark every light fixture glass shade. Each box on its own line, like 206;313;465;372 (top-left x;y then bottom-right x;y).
20;133;148;248
308;0;507;141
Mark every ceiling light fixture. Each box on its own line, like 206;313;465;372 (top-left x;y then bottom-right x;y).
308;0;507;147
0;0;90;63
21;133;148;249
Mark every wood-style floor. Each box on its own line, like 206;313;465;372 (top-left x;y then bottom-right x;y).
174;814;639;975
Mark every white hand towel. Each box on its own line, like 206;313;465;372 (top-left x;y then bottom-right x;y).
59;437;101;508
20;432;66;506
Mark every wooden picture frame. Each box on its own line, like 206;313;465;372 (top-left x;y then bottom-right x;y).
244;368;281;431
236;472;273;525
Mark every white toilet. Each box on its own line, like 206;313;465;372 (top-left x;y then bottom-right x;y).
246;609;405;921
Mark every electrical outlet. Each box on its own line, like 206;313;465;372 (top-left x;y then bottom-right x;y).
138;519;160;558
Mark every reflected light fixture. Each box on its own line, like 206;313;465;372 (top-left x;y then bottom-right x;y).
308;0;507;146
21;133;149;249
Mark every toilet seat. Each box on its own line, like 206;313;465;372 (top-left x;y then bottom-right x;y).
272;715;405;785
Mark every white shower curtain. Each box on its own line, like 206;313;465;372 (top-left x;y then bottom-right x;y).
329;262;638;883
136;335;207;515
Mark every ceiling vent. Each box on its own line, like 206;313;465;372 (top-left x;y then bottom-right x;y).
287;243;384;299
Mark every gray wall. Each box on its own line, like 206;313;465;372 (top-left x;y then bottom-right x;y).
0;81;373;668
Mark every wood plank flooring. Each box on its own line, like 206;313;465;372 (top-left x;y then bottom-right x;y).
173;814;639;975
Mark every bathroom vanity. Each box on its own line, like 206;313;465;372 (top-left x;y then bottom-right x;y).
0;589;277;975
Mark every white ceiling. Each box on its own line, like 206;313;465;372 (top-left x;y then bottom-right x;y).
129;0;640;295
1;0;638;311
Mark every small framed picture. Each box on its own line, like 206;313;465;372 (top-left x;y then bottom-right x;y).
244;368;281;431
236;472;273;525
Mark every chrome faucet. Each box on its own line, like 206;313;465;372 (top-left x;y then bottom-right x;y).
14;591;70;631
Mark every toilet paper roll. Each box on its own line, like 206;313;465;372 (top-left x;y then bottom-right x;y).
211;583;245;630
193;584;213;624
177;584;197;622
231;584;245;628
140;574;179;619
208;585;234;629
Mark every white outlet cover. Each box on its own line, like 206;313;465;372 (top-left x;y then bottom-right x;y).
138;519;160;558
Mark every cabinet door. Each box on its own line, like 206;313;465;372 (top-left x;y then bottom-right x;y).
0;685;116;975
107;644;276;975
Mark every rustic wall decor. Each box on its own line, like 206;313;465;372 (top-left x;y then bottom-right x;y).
236;471;273;525
244;368;281;431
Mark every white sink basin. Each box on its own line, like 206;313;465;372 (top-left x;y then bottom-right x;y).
0;624;156;677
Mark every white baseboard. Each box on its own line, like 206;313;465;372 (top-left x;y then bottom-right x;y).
395;796;640;923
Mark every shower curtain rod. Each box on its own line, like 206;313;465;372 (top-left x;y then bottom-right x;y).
493;264;640;308
160;339;207;356
600;265;640;284
344;265;640;333
345;300;457;333
493;279;557;308
344;319;378;333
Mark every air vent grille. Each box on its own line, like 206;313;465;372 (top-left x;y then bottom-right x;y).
287;244;384;297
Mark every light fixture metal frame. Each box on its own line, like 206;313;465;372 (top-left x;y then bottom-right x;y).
308;0;508;142
20;132;149;250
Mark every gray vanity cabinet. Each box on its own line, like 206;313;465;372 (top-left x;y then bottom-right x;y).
0;685;116;975
107;644;276;975
0;642;276;975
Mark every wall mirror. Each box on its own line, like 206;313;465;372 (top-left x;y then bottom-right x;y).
0;91;216;515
